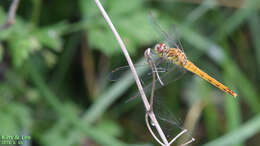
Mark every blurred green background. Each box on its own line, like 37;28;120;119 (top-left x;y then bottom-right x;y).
0;0;260;146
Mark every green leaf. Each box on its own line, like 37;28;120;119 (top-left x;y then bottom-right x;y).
0;103;32;135
33;22;68;51
109;0;142;15
0;111;18;135
79;0;102;19
88;27;120;56
81;0;159;56
9;35;40;67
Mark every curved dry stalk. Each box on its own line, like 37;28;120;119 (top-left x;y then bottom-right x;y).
145;113;165;146
144;48;160;109
1;0;20;30
180;137;195;146
146;50;157;108
169;129;187;145
94;0;169;145
145;49;164;86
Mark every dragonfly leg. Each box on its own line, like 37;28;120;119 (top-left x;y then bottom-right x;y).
164;61;169;72
155;58;163;66
154;61;169;73
140;78;146;86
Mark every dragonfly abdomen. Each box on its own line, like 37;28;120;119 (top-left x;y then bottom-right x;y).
184;61;237;97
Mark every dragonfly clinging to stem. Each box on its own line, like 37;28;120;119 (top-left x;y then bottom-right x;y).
149;12;237;98
110;13;237;98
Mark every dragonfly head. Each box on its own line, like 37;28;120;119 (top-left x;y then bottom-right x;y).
154;43;168;56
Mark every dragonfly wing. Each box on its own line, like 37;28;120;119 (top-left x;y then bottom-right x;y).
168;24;186;53
160;62;187;84
152;95;194;142
126;62;186;102
109;54;163;82
148;12;185;53
109;64;150;81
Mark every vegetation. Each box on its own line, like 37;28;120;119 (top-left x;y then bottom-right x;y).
0;0;260;145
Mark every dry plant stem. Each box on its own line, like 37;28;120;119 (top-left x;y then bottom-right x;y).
94;0;169;145
145;50;165;145
144;49;157;109
146;110;193;146
1;0;20;30
145;49;166;145
180;137;195;146
169;129;187;145
144;48;165;108
145;113;165;146
183;100;205;135
145;49;164;86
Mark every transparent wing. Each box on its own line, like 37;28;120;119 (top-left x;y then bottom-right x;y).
126;62;187;102
148;12;185;53
109;63;167;84
108;57;165;82
153;95;184;139
143;63;186;94
169;24;186;54
152;94;194;143
109;64;149;81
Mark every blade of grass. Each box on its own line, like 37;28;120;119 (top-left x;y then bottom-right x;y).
248;12;260;74
202;114;260;146
223;48;243;146
83;58;147;123
27;61;127;146
65;58;148;145
31;0;41;26
225;59;260;114
225;96;243;146
204;103;219;140
51;35;80;90
200;80;219;140
215;0;260;39
186;0;217;24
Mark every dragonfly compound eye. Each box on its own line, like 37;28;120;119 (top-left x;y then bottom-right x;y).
160;43;169;50
155;44;163;53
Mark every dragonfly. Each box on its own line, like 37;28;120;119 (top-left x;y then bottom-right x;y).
153;43;237;97
110;13;237;98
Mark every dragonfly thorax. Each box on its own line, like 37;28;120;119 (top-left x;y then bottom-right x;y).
154;43;187;67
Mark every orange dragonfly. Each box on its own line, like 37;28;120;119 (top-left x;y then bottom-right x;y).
111;14;237;98
149;13;237;98
153;42;237;97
